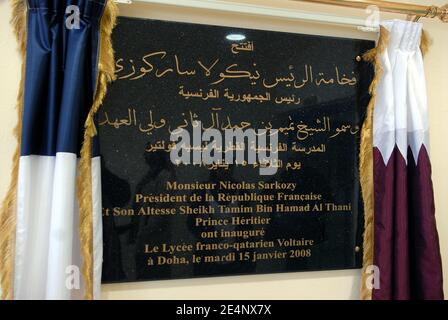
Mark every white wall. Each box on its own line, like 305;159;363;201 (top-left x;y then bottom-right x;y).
0;0;446;300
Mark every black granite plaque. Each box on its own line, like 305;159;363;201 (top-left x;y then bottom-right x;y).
99;17;374;283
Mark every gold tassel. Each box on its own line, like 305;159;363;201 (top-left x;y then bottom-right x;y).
77;0;118;300
359;26;389;300
0;0;27;300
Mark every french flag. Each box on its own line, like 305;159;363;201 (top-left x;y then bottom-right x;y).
0;0;117;300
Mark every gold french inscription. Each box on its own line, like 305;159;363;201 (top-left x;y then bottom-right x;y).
113;207;134;216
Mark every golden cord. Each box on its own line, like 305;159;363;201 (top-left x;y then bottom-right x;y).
359;26;389;300
77;0;118;300
0;0;27;301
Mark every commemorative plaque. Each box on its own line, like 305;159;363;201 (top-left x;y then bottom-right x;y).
99;17;374;283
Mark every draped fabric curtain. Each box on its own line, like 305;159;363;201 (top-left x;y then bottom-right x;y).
0;0;117;300
361;20;444;300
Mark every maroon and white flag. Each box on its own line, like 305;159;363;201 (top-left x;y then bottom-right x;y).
372;20;443;300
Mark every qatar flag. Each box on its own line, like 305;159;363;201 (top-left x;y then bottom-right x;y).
369;20;443;300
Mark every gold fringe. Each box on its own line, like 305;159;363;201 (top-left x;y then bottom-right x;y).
77;0;118;300
420;30;431;57
360;26;389;301
0;0;27;300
